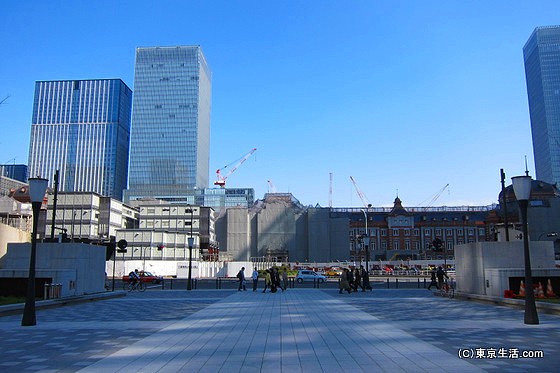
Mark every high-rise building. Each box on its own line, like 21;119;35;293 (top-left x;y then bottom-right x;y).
124;46;212;203
28;79;132;200
523;25;560;185
0;164;28;182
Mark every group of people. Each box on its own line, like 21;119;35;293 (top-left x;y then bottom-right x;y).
236;266;289;293
338;265;372;294
427;266;449;290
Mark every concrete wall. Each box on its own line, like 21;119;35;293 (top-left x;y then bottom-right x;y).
0;223;30;266
3;242;106;296
455;241;558;296
255;203;297;257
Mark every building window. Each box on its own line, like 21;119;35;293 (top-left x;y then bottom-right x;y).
468;228;474;236
457;229;463;236
436;229;442;235
381;229;387;236
404;229;410;236
478;228;485;236
393;229;399;236
405;241;410;250
393;241;399;250
446;229;453;236
424;228;431;236
414;229;419;236
147;208;155;214
381;241;387;249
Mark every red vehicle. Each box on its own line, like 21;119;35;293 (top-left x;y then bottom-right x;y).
122;271;163;284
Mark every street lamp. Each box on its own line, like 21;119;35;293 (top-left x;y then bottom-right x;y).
187;204;194;291
511;175;539;325
361;209;370;274
21;177;49;327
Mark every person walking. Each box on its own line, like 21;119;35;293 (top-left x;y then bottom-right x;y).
339;268;352;294
237;267;246;291
262;269;272;293
360;265;372;291
427;269;438;290
436;266;449;290
270;267;280;293
251;268;259;291
281;269;289;291
354;268;364;292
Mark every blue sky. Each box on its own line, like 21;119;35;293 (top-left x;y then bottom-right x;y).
1;1;558;208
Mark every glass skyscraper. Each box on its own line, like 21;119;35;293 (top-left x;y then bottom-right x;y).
524;26;560;185
28;79;132;200
124;46;212;203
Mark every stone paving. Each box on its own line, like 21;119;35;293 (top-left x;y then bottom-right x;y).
0;288;558;372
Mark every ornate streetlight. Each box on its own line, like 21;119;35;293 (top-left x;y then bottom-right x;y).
511;174;539;325
21;177;49;327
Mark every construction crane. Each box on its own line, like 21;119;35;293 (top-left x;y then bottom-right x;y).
267;180;276;193
349;176;371;207
214;148;257;188
420;183;450;210
0;95;9;107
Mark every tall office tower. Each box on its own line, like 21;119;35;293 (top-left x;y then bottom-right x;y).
28;79;132;200
124;46;212;203
524;25;560;185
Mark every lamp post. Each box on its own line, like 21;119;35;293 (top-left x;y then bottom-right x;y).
361;209;370;274
21;177;49;327
187;204;194;291
511;175;539;325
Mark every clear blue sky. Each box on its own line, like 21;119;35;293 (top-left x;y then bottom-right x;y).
1;1;558;208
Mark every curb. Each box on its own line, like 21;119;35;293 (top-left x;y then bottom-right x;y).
456;292;560;315
0;291;127;316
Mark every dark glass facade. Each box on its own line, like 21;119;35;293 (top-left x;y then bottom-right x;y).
524;26;560;185
28;79;132;200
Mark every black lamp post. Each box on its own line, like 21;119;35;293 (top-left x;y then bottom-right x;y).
187;204;194;291
21;177;49;327
511;175;539;325
361;208;370;274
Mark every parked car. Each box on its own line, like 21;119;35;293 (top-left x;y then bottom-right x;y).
295;270;327;283
122;271;163;284
324;267;343;277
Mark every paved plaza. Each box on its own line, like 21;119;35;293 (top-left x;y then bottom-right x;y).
0;288;559;372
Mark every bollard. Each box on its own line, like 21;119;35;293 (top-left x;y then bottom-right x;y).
387;278;390;288
216;278;219;289
396;278;399;289
55;284;62;298
194;278;198;290
44;283;50;300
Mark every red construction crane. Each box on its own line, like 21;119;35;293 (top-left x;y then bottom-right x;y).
350;176;371;207
214;148;257;187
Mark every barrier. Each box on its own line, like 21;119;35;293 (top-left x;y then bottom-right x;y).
43;283;62;299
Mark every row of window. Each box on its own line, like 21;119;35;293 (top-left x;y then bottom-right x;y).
353;227;483;237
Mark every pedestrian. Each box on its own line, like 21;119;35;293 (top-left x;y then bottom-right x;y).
347;267;355;290
436;266;448;290
354;268;364;292
339;268;352;294
262;269;272;293
237;267;246;291
281;269;289;291
271;267;280;293
427;269;438;290
251;267;259;291
361;265;372;291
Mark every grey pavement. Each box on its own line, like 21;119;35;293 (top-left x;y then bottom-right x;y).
0;288;558;372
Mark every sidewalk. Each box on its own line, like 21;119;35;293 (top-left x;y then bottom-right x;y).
1;289;559;372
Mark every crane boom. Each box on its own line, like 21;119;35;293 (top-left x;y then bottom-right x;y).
421;183;450;210
214;148;257;187
350;176;371;207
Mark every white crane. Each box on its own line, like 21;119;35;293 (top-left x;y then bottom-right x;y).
214;148;257;188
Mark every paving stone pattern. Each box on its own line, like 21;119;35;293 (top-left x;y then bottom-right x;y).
333;289;560;373
0;291;230;372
